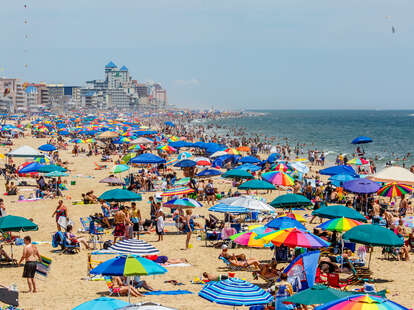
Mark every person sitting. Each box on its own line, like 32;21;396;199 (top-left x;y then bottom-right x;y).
124;276;153;291
65;225;90;250
219;245;260;269
0;244;16;263
202;272;228;282
253;259;281;280
111;276;143;297
7;181;17;195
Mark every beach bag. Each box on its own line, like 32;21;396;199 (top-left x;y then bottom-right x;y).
103;240;113;249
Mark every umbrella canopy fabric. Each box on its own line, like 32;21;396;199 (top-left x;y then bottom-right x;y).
351;136;373;144
161;187;194;196
45;171;69;177
317;217;362;233
174;159;196;168
230;231;271;248
117;302;178;310
217;196;276;212
164;198;202;209
90;255;167;277
199;278;274;306
312;205;367;222
38;144;57;152
37;164;67;173
222;169;253;179
315;294;409;310
99;177;125;185
129;153;166;164
262;171;294;186
208;204;250;214
343;179;381;194
0;215;38;232
197;169;222;177
266;216;307;231
173;177;191;186
368;166;414;184
108;239;159;256
319;165;358;177
258;228;330;249
343;224;404;247
283;285;352;306
98;189;142;202
329;174;357;187
377;182;413;198
19;162;43;173
72;297;129;310
290;162;310;174
240;156;260;164
238;179;276;190
270;194;312;208
113;164;130;173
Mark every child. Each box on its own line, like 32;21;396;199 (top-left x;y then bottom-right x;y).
156;210;165;241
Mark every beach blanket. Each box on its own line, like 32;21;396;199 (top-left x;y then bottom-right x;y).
18;198;43;203
143;290;192;296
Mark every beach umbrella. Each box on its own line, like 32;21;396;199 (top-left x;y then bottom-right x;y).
0;215;38;232
261;171;294;186
343;179;381;194
315;294;408;310
289;162;310;174
208;204;250;214
217;196;276;212
270;193;312;209
37;164;66;173
34;155;51;164
72;297;129;310
257;228;330;249
117;302;178;310
237;163;261;172
225;148;240;155
281;212;307;223
377;182;413;198
164;198;202;209
113;164;129;174
319;165;358;177
108;239;159;256
193;156;211;166
317;217;362;233
199;278;273;307
98;131;119;139
329;174;357;187
312;205;367;222
173;177;191;186
283;285;352;306
369;166;414;184
238;179;276;190
70;138;85;144
177;152;192;160
161;187;194;197
38;144;56;152
351;136;373;144
99;177;125;185
230;231;272;248
394;216;414;228
222;169;253;179
45;171;69;177
197;168;222;177
131;137;153;144
240;156;260;164
122;153;137;164
266;216;307;231
128;144;144;151
98;189;142;202
129;153;166;164
18;162;42;174
174;159;196;168
237;146;251;152
271;163;291;172
348;158;369;165
210;151;228;158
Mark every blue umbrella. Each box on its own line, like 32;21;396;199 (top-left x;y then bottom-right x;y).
328;174;356;187
237;163;262;172
319;165;358;177
267;153;281;163
174;159;196;168
209;204;250;214
266;216;307;230
351;136;373;144
343;178;380;194
197;168;222;177
38;144;57;152
129;153;166;164
72;297;129;310
199;278;273;307
19;162;42;173
240;156;260;164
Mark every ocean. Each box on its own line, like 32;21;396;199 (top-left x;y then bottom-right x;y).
210;110;414;168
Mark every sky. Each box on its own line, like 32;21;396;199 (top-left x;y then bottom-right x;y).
1;0;414;109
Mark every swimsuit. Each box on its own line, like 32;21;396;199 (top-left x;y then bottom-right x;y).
114;223;126;237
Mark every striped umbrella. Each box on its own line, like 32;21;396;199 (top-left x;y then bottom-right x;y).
280;212;307;223
348;158;369;165
230;230;273;248
271;163;291;172
164;198;202;209
208;204;250;214
193;156;211;166
199;278;274;307
377;182;413;198
314;294;409;310
317;217;362;232
257;228;330;249
108;239;159;256
262;171;295;186
161;187;194;197
174;177;191;186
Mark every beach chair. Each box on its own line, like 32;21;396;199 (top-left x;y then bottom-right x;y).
87;254;103;274
345;257;372;284
104;276;120;296
87;220;104;250
218;256;257;272
80;217;91;233
327;273;348;289
51;231;80;254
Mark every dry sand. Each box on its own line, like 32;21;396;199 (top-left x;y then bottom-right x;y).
0;136;413;310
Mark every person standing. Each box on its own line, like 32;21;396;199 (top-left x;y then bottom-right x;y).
51;200;67;231
156;210;165;242
18;236;41;293
184;209;194;249
0;198;5;217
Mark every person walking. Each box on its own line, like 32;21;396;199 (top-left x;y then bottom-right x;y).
18;236;41;293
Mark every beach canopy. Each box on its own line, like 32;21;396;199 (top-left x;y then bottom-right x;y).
266;216;307;231
0;215;38;232
108;239;159;256
129;153;166;164
343;224;404;247
351;136;373;144
7;145;43;157
270;193;312;208
117;303;178;310
283;285;353;306
343;179;380;194
199;278;274;307
222;169;253;179
315;294;409;310
312;205;367;222
238;179;276;190
98;189;142;202
317;217;362;233
38;144;57;152
217;196;276;212
208;204;250;214
319;165;358;177
72;297;129;310
368;166;414;184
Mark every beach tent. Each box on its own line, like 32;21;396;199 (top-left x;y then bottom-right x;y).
368;166;414;184
72;297;129;310
319;165;358;177
7;145;43;157
283;250;320;291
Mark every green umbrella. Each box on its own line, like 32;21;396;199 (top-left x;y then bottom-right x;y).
0;215;38;232
37;164;67;173
312;205;367;222
174;177;191;186
238;179;276;190
113;164;130;174
98;189;142;202
283;285;352;305
270;193;312;208
222;169;254;179
45;171;69;177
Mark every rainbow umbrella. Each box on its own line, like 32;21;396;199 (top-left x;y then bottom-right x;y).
70;138;85;144
394;216;414;228
271;163;290;172
128;144;144;151
314;294;409;310
256;227;330;249
161;187;195;197
280;212;307;223
262;171;295;186
158;145;177;153
112;164;129;174
348;158;369;165
225;148;241;155
317;217;362;232
230;230;272;248
164;198;202;209
377;182;413;198
174;177;191;186
166;158;179;166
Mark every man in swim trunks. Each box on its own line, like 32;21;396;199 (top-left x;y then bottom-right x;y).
113;206;126;243
18;236;41;293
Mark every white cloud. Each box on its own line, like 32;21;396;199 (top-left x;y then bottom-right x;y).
174;78;200;87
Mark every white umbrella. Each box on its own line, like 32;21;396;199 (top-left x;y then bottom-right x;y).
108;239;159;255
210;151;228;158
368;166;414;184
118;303;178;310
131;137;153;144
290;162;310;174
217;196;276;213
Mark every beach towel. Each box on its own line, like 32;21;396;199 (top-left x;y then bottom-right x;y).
143;290;193;296
35;255;52;280
160;263;191;268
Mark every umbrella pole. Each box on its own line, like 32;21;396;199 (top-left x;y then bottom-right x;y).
368;248;372;269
